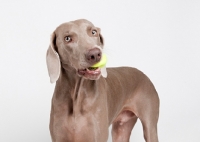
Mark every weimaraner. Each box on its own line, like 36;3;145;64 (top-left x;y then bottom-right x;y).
46;19;159;142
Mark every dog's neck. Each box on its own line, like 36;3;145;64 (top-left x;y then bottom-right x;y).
54;63;102;116
60;63;81;86
55;63;97;103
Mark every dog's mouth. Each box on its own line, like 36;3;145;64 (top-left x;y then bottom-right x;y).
78;67;101;77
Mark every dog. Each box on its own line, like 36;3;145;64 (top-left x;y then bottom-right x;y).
46;19;159;142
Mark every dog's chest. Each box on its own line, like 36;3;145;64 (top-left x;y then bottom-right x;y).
52;101;103;141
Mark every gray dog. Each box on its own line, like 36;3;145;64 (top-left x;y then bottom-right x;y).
46;19;159;142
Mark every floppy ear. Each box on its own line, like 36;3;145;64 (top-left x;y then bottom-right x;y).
99;33;104;46
46;32;61;83
97;27;104;46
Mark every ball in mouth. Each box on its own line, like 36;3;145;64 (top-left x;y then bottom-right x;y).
77;54;107;80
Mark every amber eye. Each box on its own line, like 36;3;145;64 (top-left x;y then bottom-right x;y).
65;36;71;42
92;30;97;35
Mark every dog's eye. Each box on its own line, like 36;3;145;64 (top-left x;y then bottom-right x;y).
92;30;97;35
65;36;71;42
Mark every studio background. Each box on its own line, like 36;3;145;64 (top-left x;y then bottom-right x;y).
0;0;200;141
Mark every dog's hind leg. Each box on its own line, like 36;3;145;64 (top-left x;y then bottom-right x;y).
136;93;159;142
139;114;159;142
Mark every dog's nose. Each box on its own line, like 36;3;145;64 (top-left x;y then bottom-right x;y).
86;48;102;64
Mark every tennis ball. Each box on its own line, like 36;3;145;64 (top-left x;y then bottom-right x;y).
92;54;107;68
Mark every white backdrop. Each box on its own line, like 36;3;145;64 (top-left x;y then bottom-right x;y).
0;0;200;141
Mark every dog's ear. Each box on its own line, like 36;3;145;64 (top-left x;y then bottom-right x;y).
97;28;104;46
46;32;61;83
99;33;104;46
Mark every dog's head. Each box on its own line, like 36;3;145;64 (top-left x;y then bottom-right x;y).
46;19;105;83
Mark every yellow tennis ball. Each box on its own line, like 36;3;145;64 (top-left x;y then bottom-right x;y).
92;54;107;68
